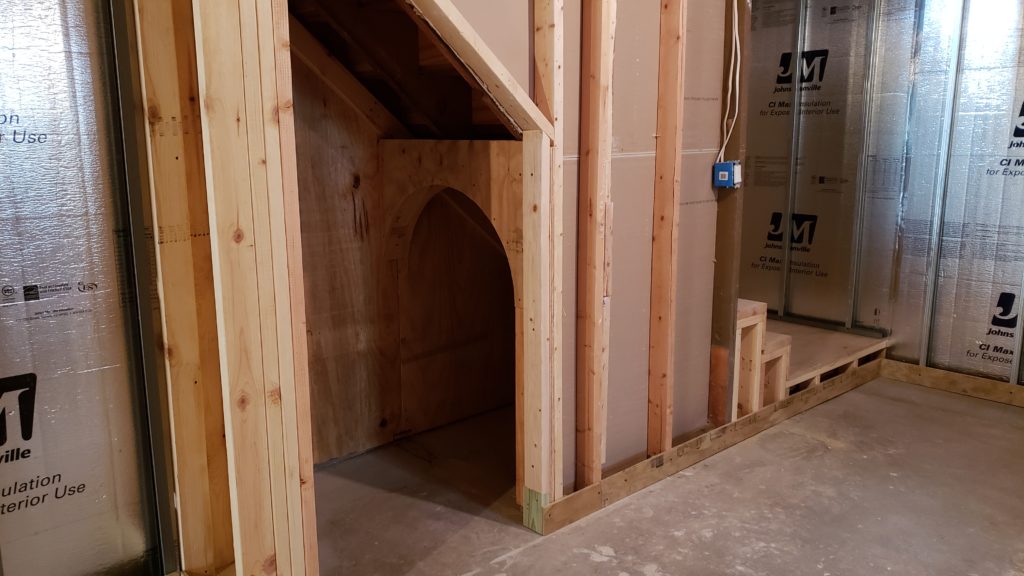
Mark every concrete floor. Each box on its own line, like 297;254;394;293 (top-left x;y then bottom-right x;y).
315;378;1024;575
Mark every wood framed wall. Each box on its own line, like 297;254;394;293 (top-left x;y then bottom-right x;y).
131;0;811;564
137;0;318;572
137;0;566;570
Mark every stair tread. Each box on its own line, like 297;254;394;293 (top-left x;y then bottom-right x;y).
736;298;767;322
763;331;792;355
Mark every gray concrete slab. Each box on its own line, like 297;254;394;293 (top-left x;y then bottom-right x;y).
315;379;1024;575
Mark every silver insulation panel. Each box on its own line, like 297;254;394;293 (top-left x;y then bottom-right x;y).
926;2;1024;380
0;1;155;573
741;0;874;323
887;0;964;361
740;0;799;313
853;0;917;332
745;0;1024;382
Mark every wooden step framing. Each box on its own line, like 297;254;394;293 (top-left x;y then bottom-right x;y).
761;331;791;407
733;299;767;419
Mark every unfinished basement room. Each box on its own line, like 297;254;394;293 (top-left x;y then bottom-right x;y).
0;0;1022;575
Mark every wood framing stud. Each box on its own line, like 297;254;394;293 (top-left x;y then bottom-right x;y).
533;0;565;501
576;0;616;489
191;0;317;573
134;0;233;571
522;129;560;526
647;0;687;456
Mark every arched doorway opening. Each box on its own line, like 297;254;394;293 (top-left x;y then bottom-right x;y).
398;188;516;445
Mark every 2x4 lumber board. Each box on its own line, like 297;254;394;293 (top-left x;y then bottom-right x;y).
268;1;320;572
533;0;564;130
192;0;316;573
576;0;616;488
133;0;233;572
541;357;884;534
647;0;688;456
880;360;1024;408
736;298;767;326
402;0;554;139
533;0;565;500
288;17;408;138
733;321;764;419
522;130;559;531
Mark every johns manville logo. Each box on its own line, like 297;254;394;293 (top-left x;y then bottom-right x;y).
1013;101;1024;138
776;49;830;85
990;291;1018;333
767;212;819;246
0;374;36;447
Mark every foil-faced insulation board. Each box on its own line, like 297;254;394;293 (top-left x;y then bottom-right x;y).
926;3;1024;381
741;0;874;323
0;1;157;573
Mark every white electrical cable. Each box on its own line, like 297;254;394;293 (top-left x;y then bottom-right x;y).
717;0;741;164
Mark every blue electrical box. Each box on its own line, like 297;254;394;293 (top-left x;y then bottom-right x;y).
712;161;743;189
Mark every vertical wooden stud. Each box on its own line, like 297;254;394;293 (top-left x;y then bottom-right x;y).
133;0;234;572
647;0;687;456
576;0;616;489
533;0;565;500
522;129;557;530
191;0;317;572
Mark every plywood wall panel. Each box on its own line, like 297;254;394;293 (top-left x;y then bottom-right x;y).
292;58;401;463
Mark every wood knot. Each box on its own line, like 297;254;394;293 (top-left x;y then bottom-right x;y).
232;228;245;244
236;392;250;411
262;554;277;575
268;387;282;404
147;104;160;124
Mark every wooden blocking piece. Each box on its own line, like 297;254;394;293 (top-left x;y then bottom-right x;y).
732;299;767;420
760;332;791;407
